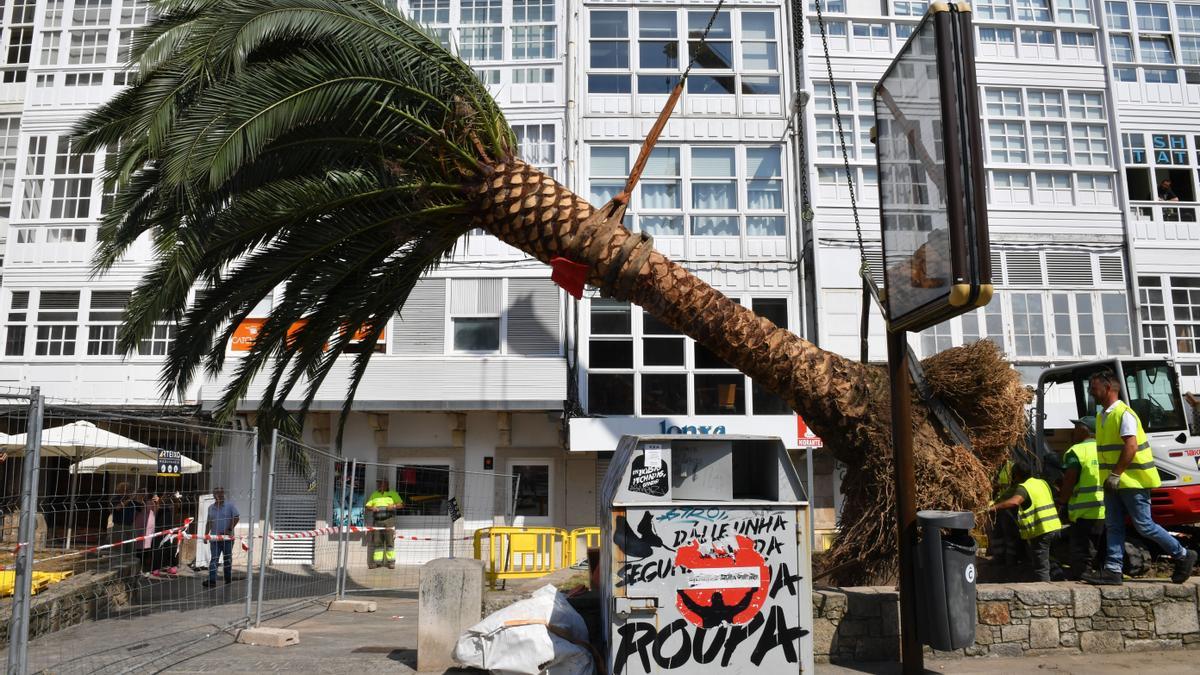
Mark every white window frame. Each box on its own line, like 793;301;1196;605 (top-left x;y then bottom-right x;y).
508;457;554;526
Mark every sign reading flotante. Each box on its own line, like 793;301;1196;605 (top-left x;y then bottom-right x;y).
156;449;182;478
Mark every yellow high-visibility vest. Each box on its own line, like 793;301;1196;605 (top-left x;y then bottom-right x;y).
1063;439;1105;520
1016;478;1063;540
1096;401;1161;490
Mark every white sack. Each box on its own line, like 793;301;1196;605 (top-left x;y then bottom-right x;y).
453;584;593;675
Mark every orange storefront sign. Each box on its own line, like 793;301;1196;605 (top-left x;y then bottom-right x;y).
231;319;385;352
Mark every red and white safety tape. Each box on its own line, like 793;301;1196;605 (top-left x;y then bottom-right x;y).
10;522;473;568
6;518;194;570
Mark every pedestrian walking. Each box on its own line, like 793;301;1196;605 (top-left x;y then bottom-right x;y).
365;478;402;569
989;464;1063;581
1055;417;1106;580
203;487;239;587
1082;371;1197;585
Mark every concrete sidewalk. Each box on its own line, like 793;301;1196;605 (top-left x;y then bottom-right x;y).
89;593;1197;673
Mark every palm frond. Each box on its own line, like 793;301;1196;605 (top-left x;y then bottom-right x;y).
75;0;516;444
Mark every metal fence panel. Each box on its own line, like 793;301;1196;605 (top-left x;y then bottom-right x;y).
0;394;260;674
253;432;343;625
340;459;516;594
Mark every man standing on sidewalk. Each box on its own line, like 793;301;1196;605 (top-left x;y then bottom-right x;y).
1083;371;1197;585
1055;417;1106;580
365;478;402;569
203;487;240;587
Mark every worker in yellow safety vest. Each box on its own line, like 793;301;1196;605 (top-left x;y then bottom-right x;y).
989;464;1063;582
1083;370;1196;586
989;458;1020;570
1055;416;1106;580
366;479;403;569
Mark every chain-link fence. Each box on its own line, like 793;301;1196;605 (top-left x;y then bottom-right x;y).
1;389;261;674
2;389;520;673
341;459;517;595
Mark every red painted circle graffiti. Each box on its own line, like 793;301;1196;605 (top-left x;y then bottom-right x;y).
674;534;770;628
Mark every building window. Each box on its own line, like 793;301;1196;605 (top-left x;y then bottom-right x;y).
989;121;1028;163
73;0;113;26
1110;34;1134;61
449;278;502;352
512;0;555;60
1076;173;1115;206
35;291;80;357
86;290;129;355
1134;2;1170;32
513;123;556;176
49;137;96;219
690;147;737;235
1027;89;1064;118
137;323;176;356
5;291;29;357
68;30;108;64
1017;0;1051;22
0;116;18;204
1101;292;1133;354
45;0;64;27
1140;36;1175;64
687;10;734;94
976;0;1013;21
639;147;682;235
1035;172;1073;205
588;10;630;93
1140;276;1170;354
1011;292;1048;356
591;8;779;96
1031;123;1069;165
588;299;634;415
120;0;154;25
1105;1;1131;29
394;464;451;517
1057;0;1092;23
1071;125;1110;166
511;462;550;518
586;296;790;416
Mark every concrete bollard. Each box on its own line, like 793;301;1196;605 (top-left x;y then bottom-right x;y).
418;557;483;672
235;627;299;648
328;599;377;613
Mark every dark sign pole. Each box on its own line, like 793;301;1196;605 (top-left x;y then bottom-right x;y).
887;330;921;674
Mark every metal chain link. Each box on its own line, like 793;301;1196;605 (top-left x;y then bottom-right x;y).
788;0;813;225
812;0;869;279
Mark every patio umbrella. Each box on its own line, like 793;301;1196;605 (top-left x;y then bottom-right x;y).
70;454;202;475
3;421;164;548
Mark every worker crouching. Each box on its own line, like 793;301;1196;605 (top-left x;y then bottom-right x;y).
366;479;403;569
989;465;1063;582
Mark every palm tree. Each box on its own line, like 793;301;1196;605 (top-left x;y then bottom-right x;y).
76;0;1023;582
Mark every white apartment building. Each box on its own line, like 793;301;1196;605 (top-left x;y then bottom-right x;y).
2;0;1198;537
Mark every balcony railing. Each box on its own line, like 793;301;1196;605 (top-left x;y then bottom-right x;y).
1129;201;1200;242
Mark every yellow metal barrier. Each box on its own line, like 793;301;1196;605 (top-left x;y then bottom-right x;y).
473;526;568;589
565;526;600;567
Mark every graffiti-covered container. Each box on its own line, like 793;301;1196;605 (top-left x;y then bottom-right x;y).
600;435;814;675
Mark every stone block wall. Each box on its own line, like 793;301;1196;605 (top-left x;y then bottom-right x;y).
812;580;1200;662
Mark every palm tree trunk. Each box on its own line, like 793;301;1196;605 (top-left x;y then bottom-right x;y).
471;159;1016;584
472;159;885;451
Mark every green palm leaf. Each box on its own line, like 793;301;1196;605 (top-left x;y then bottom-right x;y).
75;0;515;443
